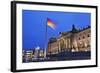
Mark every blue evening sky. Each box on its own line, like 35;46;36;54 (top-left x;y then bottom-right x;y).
22;10;91;50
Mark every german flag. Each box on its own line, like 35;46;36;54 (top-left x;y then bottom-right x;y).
47;18;56;29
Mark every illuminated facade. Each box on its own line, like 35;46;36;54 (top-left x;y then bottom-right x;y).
47;25;91;55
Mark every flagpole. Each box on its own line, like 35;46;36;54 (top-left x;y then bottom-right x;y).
44;18;47;58
44;18;56;58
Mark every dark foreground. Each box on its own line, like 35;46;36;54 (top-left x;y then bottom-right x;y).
23;51;91;63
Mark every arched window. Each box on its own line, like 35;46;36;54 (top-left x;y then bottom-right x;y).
79;37;80;40
83;36;85;39
87;34;90;37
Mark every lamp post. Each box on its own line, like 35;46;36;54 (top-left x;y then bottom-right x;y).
34;46;40;59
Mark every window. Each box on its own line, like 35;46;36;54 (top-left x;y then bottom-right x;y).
83;36;85;39
87;34;90;37
79;37;80;40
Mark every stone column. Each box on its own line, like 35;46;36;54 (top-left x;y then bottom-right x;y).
74;40;78;51
69;39;71;49
65;39;68;50
58;41;61;52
